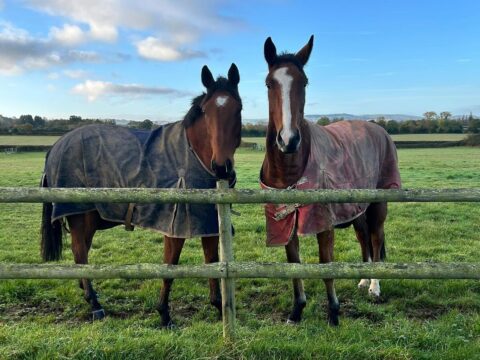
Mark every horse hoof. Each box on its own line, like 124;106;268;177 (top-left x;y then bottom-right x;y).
357;279;370;289
162;320;176;330
286;318;300;325
328;317;339;326
368;280;381;297
92;308;105;321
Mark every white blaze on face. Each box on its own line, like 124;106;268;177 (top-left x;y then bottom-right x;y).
273;67;294;145
216;95;228;107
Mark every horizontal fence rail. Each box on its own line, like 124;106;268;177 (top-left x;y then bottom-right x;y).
1;187;480;204
1;262;479;280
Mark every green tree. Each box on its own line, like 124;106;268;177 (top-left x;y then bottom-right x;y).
439;111;452;121
139;119;154;130
316;116;330;126
467;117;480;133
375;116;387;129
19;114;34;125
423;111;437;121
385;120;400;134
69;115;82;122
33;115;46;128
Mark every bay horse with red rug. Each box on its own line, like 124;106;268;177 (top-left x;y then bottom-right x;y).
40;64;242;327
261;36;401;325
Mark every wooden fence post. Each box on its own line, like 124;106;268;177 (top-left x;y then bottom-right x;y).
217;180;236;341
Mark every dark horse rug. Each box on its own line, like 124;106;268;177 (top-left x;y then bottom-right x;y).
44;121;227;238
261;120;402;246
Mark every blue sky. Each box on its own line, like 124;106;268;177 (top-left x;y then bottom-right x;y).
0;0;479;121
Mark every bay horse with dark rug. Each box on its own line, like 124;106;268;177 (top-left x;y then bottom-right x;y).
40;64;242;327
261;36;401;325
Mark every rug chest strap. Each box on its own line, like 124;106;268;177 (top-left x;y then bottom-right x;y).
125;203;135;231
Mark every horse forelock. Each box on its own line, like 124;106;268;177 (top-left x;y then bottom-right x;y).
269;53;308;80
182;77;242;128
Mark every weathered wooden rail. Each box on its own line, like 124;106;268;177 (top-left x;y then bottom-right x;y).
1;262;479;280
2;187;480;204
0;184;479;341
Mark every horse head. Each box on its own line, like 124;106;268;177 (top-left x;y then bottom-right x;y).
184;64;242;180
264;35;313;153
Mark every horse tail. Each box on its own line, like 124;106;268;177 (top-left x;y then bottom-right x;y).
40;174;63;261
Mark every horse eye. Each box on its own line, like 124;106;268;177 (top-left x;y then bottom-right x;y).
266;82;271;89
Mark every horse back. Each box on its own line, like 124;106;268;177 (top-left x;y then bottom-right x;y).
316;120;401;190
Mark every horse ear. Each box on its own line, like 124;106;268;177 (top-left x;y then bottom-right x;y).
201;65;215;89
295;35;314;66
264;37;277;67
228;63;240;86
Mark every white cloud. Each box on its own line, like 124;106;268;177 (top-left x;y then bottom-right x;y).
89;22;117;42
1;1;244;75
63;69;88;79
49;24;86;45
72;80;192;101
47;72;59;79
136;36;205;61
25;0;239;35
0;22;100;75
24;0;243;59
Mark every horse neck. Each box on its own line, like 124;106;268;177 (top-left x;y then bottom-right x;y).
186;115;212;169
262;119;311;188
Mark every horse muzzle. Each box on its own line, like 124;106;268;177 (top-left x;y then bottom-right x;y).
211;158;235;180
276;129;301;154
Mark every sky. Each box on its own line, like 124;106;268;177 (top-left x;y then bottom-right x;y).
0;0;479;122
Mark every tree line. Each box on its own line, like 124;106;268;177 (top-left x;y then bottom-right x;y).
1;112;479;136
242;112;480;137
0;115;155;135
365;112;479;135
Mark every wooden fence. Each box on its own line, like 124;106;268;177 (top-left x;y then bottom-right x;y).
1;184;480;341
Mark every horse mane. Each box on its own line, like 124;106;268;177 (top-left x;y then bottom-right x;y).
183;77;242;128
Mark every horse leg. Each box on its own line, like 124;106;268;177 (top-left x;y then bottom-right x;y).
201;236;222;319
285;234;306;324
77;212;99;290
68;212;105;320
353;214;371;289
366;202;388;298
317;229;339;326
157;235;185;328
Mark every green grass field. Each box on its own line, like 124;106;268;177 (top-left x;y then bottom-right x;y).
0;132;466;147
0;147;479;359
243;133;466;147
389;133;466;141
0;135;60;146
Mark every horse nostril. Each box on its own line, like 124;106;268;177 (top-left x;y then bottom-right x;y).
276;132;285;147
292;129;301;144
276;129;301;153
211;159;233;180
